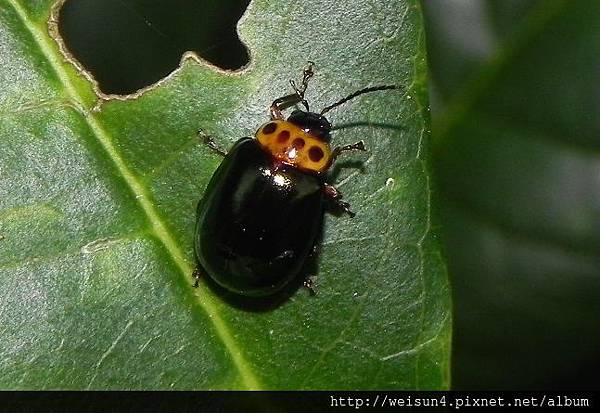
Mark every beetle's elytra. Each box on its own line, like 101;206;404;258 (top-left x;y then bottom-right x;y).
194;63;396;297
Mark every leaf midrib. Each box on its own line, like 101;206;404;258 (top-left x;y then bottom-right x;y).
8;0;260;390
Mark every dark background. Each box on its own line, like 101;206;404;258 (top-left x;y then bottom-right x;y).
58;0;600;389
59;0;250;94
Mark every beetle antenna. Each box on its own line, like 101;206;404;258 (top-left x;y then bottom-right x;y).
290;61;315;111
320;85;398;115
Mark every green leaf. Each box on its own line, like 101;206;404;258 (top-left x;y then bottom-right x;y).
426;0;600;388
0;0;450;389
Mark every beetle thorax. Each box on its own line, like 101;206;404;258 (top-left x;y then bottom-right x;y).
255;120;333;173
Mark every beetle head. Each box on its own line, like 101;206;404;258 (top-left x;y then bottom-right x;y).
286;110;332;143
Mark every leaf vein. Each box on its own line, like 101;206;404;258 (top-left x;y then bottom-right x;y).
7;0;260;390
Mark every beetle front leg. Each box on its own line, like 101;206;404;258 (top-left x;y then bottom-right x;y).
324;183;356;217
331;140;366;163
269;93;308;120
269;62;315;119
197;129;227;157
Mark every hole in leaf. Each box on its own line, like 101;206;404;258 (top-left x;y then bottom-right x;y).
58;0;250;95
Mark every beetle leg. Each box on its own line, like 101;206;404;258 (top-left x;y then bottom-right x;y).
331;140;367;163
303;276;317;296
197;129;227;157
269;62;315;119
192;267;202;288
269;94;304;119
309;243;320;258
324;183;356;217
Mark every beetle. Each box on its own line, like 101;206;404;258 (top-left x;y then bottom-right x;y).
194;63;396;297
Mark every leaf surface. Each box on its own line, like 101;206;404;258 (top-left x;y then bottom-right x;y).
0;0;449;389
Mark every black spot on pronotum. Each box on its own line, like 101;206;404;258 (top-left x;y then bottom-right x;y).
262;122;277;134
57;0;251;95
308;146;324;162
292;138;305;149
277;130;290;142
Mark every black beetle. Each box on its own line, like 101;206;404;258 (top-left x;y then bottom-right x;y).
194;63;396;296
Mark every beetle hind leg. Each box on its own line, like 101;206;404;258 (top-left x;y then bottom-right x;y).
303;276;317;296
197;128;227;157
192;267;203;288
